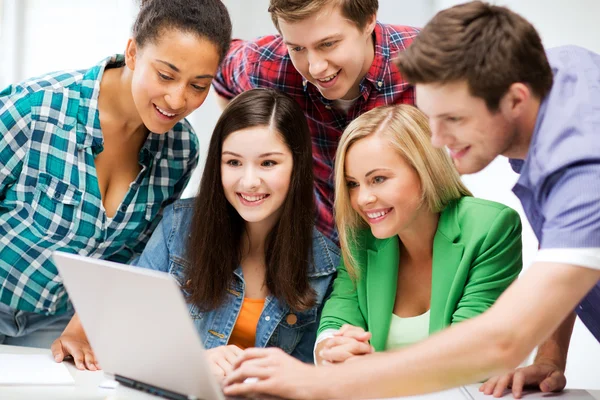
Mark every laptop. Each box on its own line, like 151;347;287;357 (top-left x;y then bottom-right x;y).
52;251;225;400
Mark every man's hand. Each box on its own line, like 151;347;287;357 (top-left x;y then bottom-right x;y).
223;347;329;399
479;361;566;398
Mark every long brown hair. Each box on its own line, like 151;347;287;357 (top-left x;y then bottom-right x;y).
186;88;316;312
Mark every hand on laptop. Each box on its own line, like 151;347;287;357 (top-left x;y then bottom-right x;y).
223;347;325;399
317;324;374;365
479;361;566;398
205;344;244;383
51;313;101;371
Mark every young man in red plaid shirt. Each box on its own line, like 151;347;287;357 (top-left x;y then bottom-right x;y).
213;0;419;243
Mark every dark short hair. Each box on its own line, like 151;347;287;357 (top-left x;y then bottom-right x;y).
133;0;232;63
269;0;378;31
186;88;317;312
396;1;553;111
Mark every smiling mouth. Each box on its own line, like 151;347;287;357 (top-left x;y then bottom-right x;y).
154;104;178;117
317;71;339;83
365;208;392;219
447;146;470;159
238;193;270;203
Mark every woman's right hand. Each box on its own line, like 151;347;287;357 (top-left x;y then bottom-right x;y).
50;313;100;371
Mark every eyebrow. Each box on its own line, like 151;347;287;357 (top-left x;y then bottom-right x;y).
284;34;342;48
222;151;285;158
155;59;214;79
365;168;392;178
344;168;392;180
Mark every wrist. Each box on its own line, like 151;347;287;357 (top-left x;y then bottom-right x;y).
534;356;565;371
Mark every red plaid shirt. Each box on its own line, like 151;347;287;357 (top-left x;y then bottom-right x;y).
213;23;419;243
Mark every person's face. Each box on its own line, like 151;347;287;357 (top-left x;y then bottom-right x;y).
416;81;518;175
126;29;221;134
345;134;425;239
221;126;293;230
278;4;375;101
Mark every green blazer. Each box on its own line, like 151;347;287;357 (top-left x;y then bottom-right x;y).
318;197;523;351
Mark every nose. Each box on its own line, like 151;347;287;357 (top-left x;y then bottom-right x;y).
308;52;328;78
241;166;261;190
165;84;186;111
429;119;452;149
357;186;376;208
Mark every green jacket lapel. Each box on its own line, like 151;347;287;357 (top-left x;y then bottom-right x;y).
366;236;399;351
430;201;464;334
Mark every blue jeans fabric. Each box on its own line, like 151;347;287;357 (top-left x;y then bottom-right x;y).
0;302;73;348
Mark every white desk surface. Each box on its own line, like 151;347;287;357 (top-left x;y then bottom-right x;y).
1;344;598;400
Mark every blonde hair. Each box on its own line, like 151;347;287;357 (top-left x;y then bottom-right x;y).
334;105;472;279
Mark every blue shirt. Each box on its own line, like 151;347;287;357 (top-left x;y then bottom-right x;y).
0;55;199;315
135;198;340;363
510;45;600;341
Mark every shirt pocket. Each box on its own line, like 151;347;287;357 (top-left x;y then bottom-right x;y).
271;307;318;354
30;172;82;239
168;257;204;320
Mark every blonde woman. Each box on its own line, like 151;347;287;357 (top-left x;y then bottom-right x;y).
218;104;524;398
311;104;523;364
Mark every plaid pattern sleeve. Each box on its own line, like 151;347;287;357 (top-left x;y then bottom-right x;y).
213;24;419;244
212;39;257;99
0;84;31;199
0;55;199;315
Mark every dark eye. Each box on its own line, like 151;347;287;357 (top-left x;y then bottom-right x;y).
446;116;461;122
226;159;241;167
321;41;336;48
191;84;207;92
158;72;173;81
373;176;387;184
290;46;304;53
346;181;358;189
262;160;277;167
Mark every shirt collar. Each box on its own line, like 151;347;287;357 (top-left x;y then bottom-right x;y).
77;54;125;154
76;54;169;162
512;94;550;188
362;22;391;91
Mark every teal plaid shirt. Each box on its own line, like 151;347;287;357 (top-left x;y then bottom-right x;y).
0;55;199;315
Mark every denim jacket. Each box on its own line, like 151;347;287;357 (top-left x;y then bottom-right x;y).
135;198;339;363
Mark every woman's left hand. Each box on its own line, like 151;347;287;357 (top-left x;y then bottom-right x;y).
319;324;374;364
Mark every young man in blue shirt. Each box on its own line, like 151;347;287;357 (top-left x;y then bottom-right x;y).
221;2;600;399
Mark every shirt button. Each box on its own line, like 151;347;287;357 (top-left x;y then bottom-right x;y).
325;105;332;110
54;192;61;200
265;316;271;321
377;81;383;87
286;314;298;325
120;205;127;213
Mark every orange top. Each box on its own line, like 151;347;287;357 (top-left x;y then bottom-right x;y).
228;298;265;349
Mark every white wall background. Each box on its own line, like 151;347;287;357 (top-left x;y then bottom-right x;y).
1;0;598;389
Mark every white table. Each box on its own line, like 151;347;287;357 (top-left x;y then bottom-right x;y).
1;344;599;400
0;344;156;400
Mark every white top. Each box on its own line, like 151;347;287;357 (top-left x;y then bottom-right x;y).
385;310;431;350
332;96;360;114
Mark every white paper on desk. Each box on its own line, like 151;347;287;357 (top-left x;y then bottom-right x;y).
0;354;74;385
379;387;470;399
463;385;595;399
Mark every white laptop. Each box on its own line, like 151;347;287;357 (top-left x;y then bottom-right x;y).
52;251;226;400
